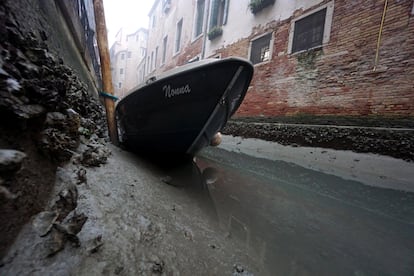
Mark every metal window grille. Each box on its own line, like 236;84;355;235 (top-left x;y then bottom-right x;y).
292;8;326;53
250;33;272;64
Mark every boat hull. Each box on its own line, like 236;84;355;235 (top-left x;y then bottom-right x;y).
116;57;253;155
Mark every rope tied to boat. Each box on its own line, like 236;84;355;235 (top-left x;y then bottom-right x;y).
99;91;119;101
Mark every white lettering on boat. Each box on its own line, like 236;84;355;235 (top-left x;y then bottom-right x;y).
163;84;191;98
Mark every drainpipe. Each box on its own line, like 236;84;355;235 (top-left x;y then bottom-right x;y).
201;0;211;59
373;0;388;71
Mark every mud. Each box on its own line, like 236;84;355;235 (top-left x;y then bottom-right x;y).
0;145;257;275
222;117;414;161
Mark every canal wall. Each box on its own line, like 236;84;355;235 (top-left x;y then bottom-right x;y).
0;0;106;259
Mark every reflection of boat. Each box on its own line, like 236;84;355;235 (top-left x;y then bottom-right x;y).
116;57;254;155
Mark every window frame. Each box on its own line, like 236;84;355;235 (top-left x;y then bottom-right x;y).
175;18;183;54
162;35;168;65
248;32;274;65
193;0;206;39
209;0;229;30
155;46;159;69
288;1;334;55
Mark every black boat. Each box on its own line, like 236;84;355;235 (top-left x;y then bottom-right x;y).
115;57;254;156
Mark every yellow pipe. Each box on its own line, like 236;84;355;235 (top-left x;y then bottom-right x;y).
373;0;388;71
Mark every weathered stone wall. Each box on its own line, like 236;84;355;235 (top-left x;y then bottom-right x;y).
217;0;414;117
0;0;106;258
6;0;100;97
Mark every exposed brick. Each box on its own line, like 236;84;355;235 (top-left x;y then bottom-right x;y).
223;0;414;117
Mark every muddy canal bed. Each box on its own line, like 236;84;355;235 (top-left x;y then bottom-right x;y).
1;139;414;275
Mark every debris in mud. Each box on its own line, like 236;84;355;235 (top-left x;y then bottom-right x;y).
44;212;88;257
160;175;173;185
137;215;161;243
86;235;104;254
0;184;18;201
52;185;78;221
45;227;66;257
79;143;111;167
32;211;59;237
76;168;87;185
54;212;88;246
151;259;165;274
114;266;124;275
137;255;167;275
0;149;26;174
232;264;253;276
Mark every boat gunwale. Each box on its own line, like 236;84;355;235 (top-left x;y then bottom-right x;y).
115;57;253;107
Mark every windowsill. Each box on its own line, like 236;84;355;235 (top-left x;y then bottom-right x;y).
191;33;203;44
289;45;323;56
252;59;272;67
173;49;181;57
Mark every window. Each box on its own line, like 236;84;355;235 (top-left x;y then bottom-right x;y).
141;47;146;57
155;47;159;69
151;51;154;71
250;33;272;65
121;53;125;60
175;19;183;53
163;0;171;13
412;1;414;15
127;51;132;58
288;1;334;54
209;0;229;29
120;68;124;74
292;8;326;53
152;15;156;28
162;36;168;64
118;82;122;88
194;0;205;37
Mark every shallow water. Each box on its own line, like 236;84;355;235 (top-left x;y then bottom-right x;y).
179;147;414;275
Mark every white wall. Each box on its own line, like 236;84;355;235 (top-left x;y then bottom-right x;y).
204;0;324;58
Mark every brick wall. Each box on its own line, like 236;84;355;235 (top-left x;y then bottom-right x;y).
219;0;414;117
163;36;204;71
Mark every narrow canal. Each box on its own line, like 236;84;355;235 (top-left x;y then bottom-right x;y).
2;137;413;275
188;142;414;275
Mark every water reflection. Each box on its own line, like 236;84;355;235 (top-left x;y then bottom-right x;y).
149;150;414;275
